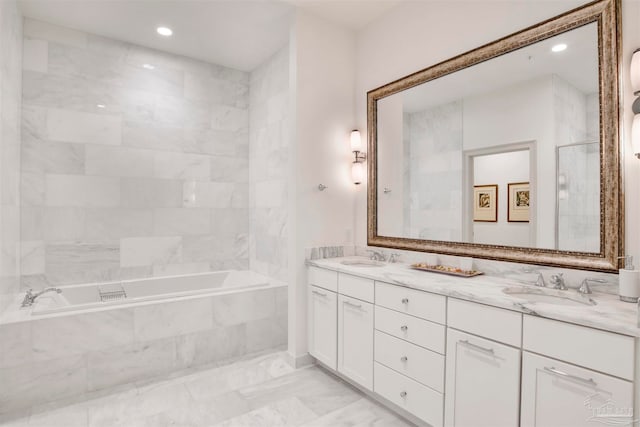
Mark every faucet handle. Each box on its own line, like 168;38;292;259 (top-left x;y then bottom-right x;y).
389;253;400;263
535;272;546;287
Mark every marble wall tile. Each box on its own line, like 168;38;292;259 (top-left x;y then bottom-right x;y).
20;240;45;275
153;208;210;236
120;177;183;208
32;309;134;361
0;321;32;369
175;324;247;369
19;19;255;288
85;208;153;241
45;242;120;284
87;337;175;391
23;39;48;73
134;298;213;341
153;152;210;180
212;287;277;327
120;236;182;267
46;108;122;146
85;145;154;178
0;0;22;314
21;140;85;174
0;355;87;416
45;174;120;208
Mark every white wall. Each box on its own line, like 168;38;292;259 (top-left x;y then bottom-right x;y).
473;150;530;247
287;11;356;361
355;0;640;263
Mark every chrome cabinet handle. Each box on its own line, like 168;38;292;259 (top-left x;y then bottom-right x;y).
400;391;407;398
544;367;597;387
400;356;408;362
401;298;409;304
312;290;327;297
344;300;362;309
400;325;408;331
459;339;495;355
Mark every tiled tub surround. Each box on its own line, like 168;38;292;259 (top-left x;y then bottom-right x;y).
0;280;287;419
0;0;23;313
307;256;639;337
249;46;290;282
20;19;251;288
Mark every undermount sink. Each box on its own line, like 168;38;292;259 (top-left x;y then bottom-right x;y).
502;286;597;306
340;259;385;267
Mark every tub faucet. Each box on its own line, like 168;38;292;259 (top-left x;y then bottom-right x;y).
21;288;62;308
550;273;567;290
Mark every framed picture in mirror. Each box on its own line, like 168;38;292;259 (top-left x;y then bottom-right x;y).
473;185;498;222
508;182;530;222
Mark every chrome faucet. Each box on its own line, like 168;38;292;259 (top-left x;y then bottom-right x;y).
21;288;62;308
534;272;547;287
367;250;386;262
578;278;607;295
550;273;567;290
388;253;401;263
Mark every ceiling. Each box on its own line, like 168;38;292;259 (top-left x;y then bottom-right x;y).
18;0;402;72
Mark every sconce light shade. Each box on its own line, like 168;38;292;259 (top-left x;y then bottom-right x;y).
632;114;640;159
352;162;364;185
350;130;362;152
631;49;640;95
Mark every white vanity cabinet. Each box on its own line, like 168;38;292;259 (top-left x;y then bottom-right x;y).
308;284;337;369
338;294;374;389
445;301;522;427
521;352;634;427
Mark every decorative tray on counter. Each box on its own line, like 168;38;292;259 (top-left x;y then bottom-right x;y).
410;263;484;278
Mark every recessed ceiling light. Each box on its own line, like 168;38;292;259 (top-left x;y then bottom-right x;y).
551;43;567;53
143;64;155;70
96;104;106;109
157;26;173;37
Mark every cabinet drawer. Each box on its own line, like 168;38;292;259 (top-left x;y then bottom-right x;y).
523;316;635;380
308;266;338;292
375;362;444;427
375;330;444;392
339;273;374;303
448;298;522;346
376;282;446;324
521;352;634;427
375;305;445;354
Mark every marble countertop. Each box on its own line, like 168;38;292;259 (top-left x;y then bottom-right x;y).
307;257;640;337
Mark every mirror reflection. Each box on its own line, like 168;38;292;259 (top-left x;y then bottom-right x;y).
376;22;600;252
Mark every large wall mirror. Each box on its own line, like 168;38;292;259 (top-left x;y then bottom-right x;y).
367;0;622;272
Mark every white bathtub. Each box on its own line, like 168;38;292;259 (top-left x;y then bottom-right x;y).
31;270;270;315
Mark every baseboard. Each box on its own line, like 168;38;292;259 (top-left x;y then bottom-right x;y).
284;351;315;369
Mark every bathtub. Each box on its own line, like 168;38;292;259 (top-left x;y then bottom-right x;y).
1;270;287;417
31;270;270;315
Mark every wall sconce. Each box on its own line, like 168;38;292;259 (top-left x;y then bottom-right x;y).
351;130;366;184
632;49;640;158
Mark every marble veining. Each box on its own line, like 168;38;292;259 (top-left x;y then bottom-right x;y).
0;351;412;427
308;256;640;337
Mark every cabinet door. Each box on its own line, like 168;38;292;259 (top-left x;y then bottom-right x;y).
521;352;634;427
308;285;337;369
445;328;521;427
338;295;374;390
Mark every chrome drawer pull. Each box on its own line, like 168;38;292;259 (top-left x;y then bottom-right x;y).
344;300;362;309
544;367;597;387
400;325;408;331
400;356;408;362
459;339;495;355
312;290;327;297
401;298;409;304
400;391;407;398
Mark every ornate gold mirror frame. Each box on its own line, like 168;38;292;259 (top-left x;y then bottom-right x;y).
367;0;622;272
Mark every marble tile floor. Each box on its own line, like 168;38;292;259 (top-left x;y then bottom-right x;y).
1;350;414;427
